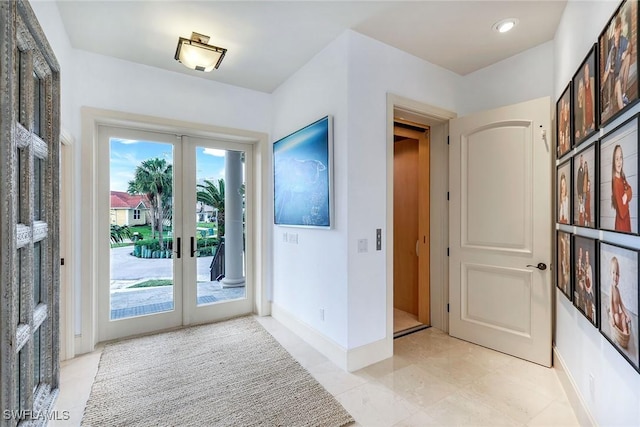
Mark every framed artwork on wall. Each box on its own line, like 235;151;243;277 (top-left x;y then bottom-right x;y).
556;83;572;159
557;159;572;225
599;0;639;126
598;114;638;234
273;116;333;228
557;230;572;300
573;142;597;228
573;235;598;327
599;241;640;372
573;45;599;146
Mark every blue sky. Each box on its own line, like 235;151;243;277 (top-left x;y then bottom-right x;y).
110;139;226;192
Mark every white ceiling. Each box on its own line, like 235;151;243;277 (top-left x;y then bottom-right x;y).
54;1;567;93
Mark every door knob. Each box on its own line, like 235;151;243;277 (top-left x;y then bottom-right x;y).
526;263;547;271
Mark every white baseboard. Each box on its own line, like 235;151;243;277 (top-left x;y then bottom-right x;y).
347;336;392;372
553;347;597;427
271;303;393;372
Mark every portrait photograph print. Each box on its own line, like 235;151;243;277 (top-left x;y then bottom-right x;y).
573;235;598;326
599;0;639;126
557;159;572;225
273;116;333;228
599;115;638;234
600;241;640;371
573;45;598;146
573;143;597;228
556;230;572;300
556;83;572;159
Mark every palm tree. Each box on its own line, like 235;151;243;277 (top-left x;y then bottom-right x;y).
110;224;132;244
197;178;225;236
128;158;173;248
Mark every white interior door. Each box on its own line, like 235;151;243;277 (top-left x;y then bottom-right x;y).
449;97;552;366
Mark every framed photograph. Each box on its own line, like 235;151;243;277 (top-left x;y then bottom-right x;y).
598;115;638;234
556;83;572;159
599;0;639;126
556;230;572;300
599;241;639;372
573;45;598;146
557;159;572;225
573;235;598;327
273;116;333;228
573;142;597;228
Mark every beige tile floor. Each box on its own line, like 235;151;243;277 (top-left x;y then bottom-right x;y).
52;316;579;427
393;308;423;334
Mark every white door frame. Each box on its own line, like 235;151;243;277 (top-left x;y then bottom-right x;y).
78;108;270;353
60;128;76;361
386;94;456;342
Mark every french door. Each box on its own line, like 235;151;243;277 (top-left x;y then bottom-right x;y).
97;126;253;342
1;1;61;425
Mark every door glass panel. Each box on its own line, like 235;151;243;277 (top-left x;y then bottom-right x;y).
33;72;41;136
109;138;174;319
195;147;246;305
32;327;41;389
34;158;42;221
17;148;22;221
33;241;41;305
18;248;22;322
17;50;24;126
17;348;24;412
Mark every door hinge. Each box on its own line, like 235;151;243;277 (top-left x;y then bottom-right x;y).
447;303;450;313
447;247;449;256
447;191;449;201
447;136;450;145
60;258;65;266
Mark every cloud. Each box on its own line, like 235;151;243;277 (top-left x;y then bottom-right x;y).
112;138;139;145
203;148;226;157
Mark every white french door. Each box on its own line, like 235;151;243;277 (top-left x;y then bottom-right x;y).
97;126;253;342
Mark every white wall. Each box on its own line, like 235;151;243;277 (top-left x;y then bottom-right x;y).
32;0;272;352
345;31;459;350
457;41;555;117
271;32;350;349
554;1;640;426
270;30;461;371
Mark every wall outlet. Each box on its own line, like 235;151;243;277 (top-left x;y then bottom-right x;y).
289;233;298;244
282;232;288;242
357;239;368;253
319;308;325;321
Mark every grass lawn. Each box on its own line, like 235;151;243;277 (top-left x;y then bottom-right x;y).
128;279;173;288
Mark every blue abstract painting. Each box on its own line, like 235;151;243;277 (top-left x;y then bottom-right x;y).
274;116;332;227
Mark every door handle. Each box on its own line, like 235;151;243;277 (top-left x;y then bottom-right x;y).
175;237;181;259
190;236;196;257
526;263;547;271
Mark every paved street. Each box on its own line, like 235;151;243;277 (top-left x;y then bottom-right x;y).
109;246;244;319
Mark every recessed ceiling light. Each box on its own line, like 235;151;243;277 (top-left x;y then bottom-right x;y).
493;18;519;34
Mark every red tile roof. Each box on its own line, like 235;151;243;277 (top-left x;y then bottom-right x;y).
110;191;150;209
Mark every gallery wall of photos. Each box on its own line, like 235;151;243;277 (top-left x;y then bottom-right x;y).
556;0;640;373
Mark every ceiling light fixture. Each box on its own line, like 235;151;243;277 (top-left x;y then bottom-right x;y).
493;18;519;34
175;32;227;72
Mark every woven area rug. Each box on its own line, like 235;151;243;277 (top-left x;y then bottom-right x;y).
82;316;354;427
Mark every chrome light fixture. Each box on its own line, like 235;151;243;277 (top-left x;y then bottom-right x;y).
175;32;227;72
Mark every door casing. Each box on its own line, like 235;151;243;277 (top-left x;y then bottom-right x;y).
78;108;270;354
386;94;457;346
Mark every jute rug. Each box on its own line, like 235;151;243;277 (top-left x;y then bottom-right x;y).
82;316;354;427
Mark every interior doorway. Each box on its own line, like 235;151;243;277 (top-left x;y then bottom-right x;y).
393;119;431;337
